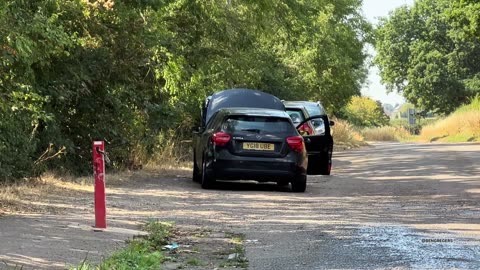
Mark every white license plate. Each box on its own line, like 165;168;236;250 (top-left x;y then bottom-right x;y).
243;142;275;151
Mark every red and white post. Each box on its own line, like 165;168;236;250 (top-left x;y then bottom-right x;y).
93;141;107;229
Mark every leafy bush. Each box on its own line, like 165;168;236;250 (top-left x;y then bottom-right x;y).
1;0;372;181
343;96;390;127
0;109;37;181
1;0;184;178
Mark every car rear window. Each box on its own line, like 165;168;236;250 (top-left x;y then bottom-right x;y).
286;109;305;125
222;115;294;134
304;103;326;116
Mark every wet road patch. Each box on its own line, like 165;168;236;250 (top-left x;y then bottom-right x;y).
354;225;480;269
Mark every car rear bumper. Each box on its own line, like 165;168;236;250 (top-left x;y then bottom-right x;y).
210;159;306;182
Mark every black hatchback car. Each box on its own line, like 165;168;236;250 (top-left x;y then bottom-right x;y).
193;108;308;191
192;89;329;192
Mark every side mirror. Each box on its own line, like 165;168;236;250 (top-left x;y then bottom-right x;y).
329;121;335;127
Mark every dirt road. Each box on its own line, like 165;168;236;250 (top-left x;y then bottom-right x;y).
1;142;479;269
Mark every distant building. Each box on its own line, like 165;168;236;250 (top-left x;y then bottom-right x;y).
382;103;395;116
383;103;402;117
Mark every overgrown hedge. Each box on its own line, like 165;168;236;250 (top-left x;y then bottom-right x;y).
0;0;371;181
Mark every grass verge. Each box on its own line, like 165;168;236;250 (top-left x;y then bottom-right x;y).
0;165;191;215
361;126;411;142
69;222;249;270
0;170;138;215
70;220;173;270
418;96;480;142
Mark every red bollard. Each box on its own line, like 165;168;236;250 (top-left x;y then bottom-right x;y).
93;141;107;229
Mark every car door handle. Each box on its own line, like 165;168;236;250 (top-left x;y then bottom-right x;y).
305;138;311;143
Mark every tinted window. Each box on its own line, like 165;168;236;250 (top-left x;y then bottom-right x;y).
286;109;305;125
222;116;294;134
206;111;220;129
304;103;326;116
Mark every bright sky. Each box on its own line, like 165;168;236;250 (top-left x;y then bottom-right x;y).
361;0;414;106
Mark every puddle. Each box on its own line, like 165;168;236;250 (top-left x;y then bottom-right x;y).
354;225;480;269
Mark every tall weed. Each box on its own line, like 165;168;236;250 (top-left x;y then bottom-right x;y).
362;126;411;141
419;96;480;142
331;119;365;148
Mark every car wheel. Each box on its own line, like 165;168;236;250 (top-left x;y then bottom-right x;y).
291;175;306;192
192;152;201;182
201;156;215;189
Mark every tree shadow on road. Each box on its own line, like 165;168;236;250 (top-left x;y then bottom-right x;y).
2;142;480;269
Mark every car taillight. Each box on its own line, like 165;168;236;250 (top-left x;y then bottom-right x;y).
212;132;231;147
298;122;314;135
286;136;304;152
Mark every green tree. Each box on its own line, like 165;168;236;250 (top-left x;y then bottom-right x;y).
155;0;371;115
375;0;480;114
1;0;371;180
344;96;390;127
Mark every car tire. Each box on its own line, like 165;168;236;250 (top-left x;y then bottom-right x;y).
201;156;215;189
291;175;306;192
192;152;201;182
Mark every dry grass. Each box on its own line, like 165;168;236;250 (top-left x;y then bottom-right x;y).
144;130;194;177
331;119;366;149
0;173;95;215
144;162;191;179
0;133;193;215
152;129;192;164
0;170;151;215
419;110;480;142
0;164;193;215
362;126;411;142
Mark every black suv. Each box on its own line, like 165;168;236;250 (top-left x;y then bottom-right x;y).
284;101;334;175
